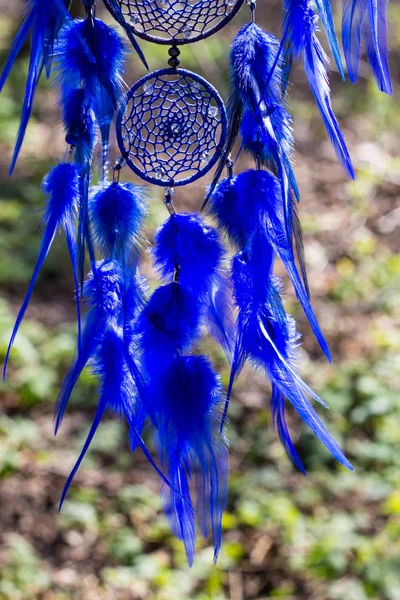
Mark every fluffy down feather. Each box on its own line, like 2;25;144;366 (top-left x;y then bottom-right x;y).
90;181;148;261
151;213;235;359
56;17;127;163
149;355;229;565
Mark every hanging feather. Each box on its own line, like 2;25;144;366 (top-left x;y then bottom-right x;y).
342;0;392;94
55;15;127;283
314;0;345;79
203;24;298;243
282;0;355;178
150;355;228;566
3;162;81;378
102;0;149;70
210;170;330;360
90;181;148;262
56;179;149;431
55;16;127;166
0;0;72;173
61;87;98;284
61;88;97;167
226;245;353;473
152;213;236;359
58;321;172;509
135;212;230;563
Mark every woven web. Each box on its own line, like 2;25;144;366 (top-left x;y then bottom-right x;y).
119;70;225;186
117;0;242;43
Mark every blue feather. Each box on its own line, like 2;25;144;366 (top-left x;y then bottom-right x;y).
55;17;127;165
342;0;364;84
342;0;391;93
149;355;229;565
282;0;355;178
137;283;202;367
102;0;149;70
54;259;125;431
151;213;235;359
271;383;306;475
231;24;298;238
3;163;81;378
90;181;148;262
229;250;353;471
210;170;330;360
363;0;392;94
59;322;177;509
135;213;231;561
61;88;97;166
314;0;346;79
153;213;225;295
202;23;298;221
204;272;236;364
0;0;72;173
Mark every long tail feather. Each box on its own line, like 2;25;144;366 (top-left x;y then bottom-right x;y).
4;162;81;377
283;0;355;178
3;219;57;378
0;10;35;92
103;0;148;69
363;0;392;94
342;0;364;83
314;0;346;79
2;0;72;171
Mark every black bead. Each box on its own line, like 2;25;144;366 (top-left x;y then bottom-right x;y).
168;57;180;68
168;46;180;57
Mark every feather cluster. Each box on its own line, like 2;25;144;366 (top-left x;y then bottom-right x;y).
1;0;393;565
209;171;352;476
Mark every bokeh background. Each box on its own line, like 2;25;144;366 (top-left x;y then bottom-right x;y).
0;1;400;599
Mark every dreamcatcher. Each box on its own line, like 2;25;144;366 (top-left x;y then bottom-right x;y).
1;0;391;563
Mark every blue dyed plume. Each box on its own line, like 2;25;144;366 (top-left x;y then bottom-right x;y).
227;244;353;473
210;170;330;360
102;0;148;69
342;0;392;94
90;181;148;261
56;17;127;164
3;163;81;378
150;356;228;566
135;212;230;562
0;0;71;173
204;24;298;241
282;0;355;178
314;0;345;79
152;213;236;359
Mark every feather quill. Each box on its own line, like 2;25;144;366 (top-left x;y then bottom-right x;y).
3;163;81;378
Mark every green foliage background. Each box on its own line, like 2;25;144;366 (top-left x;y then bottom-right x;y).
0;2;399;599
